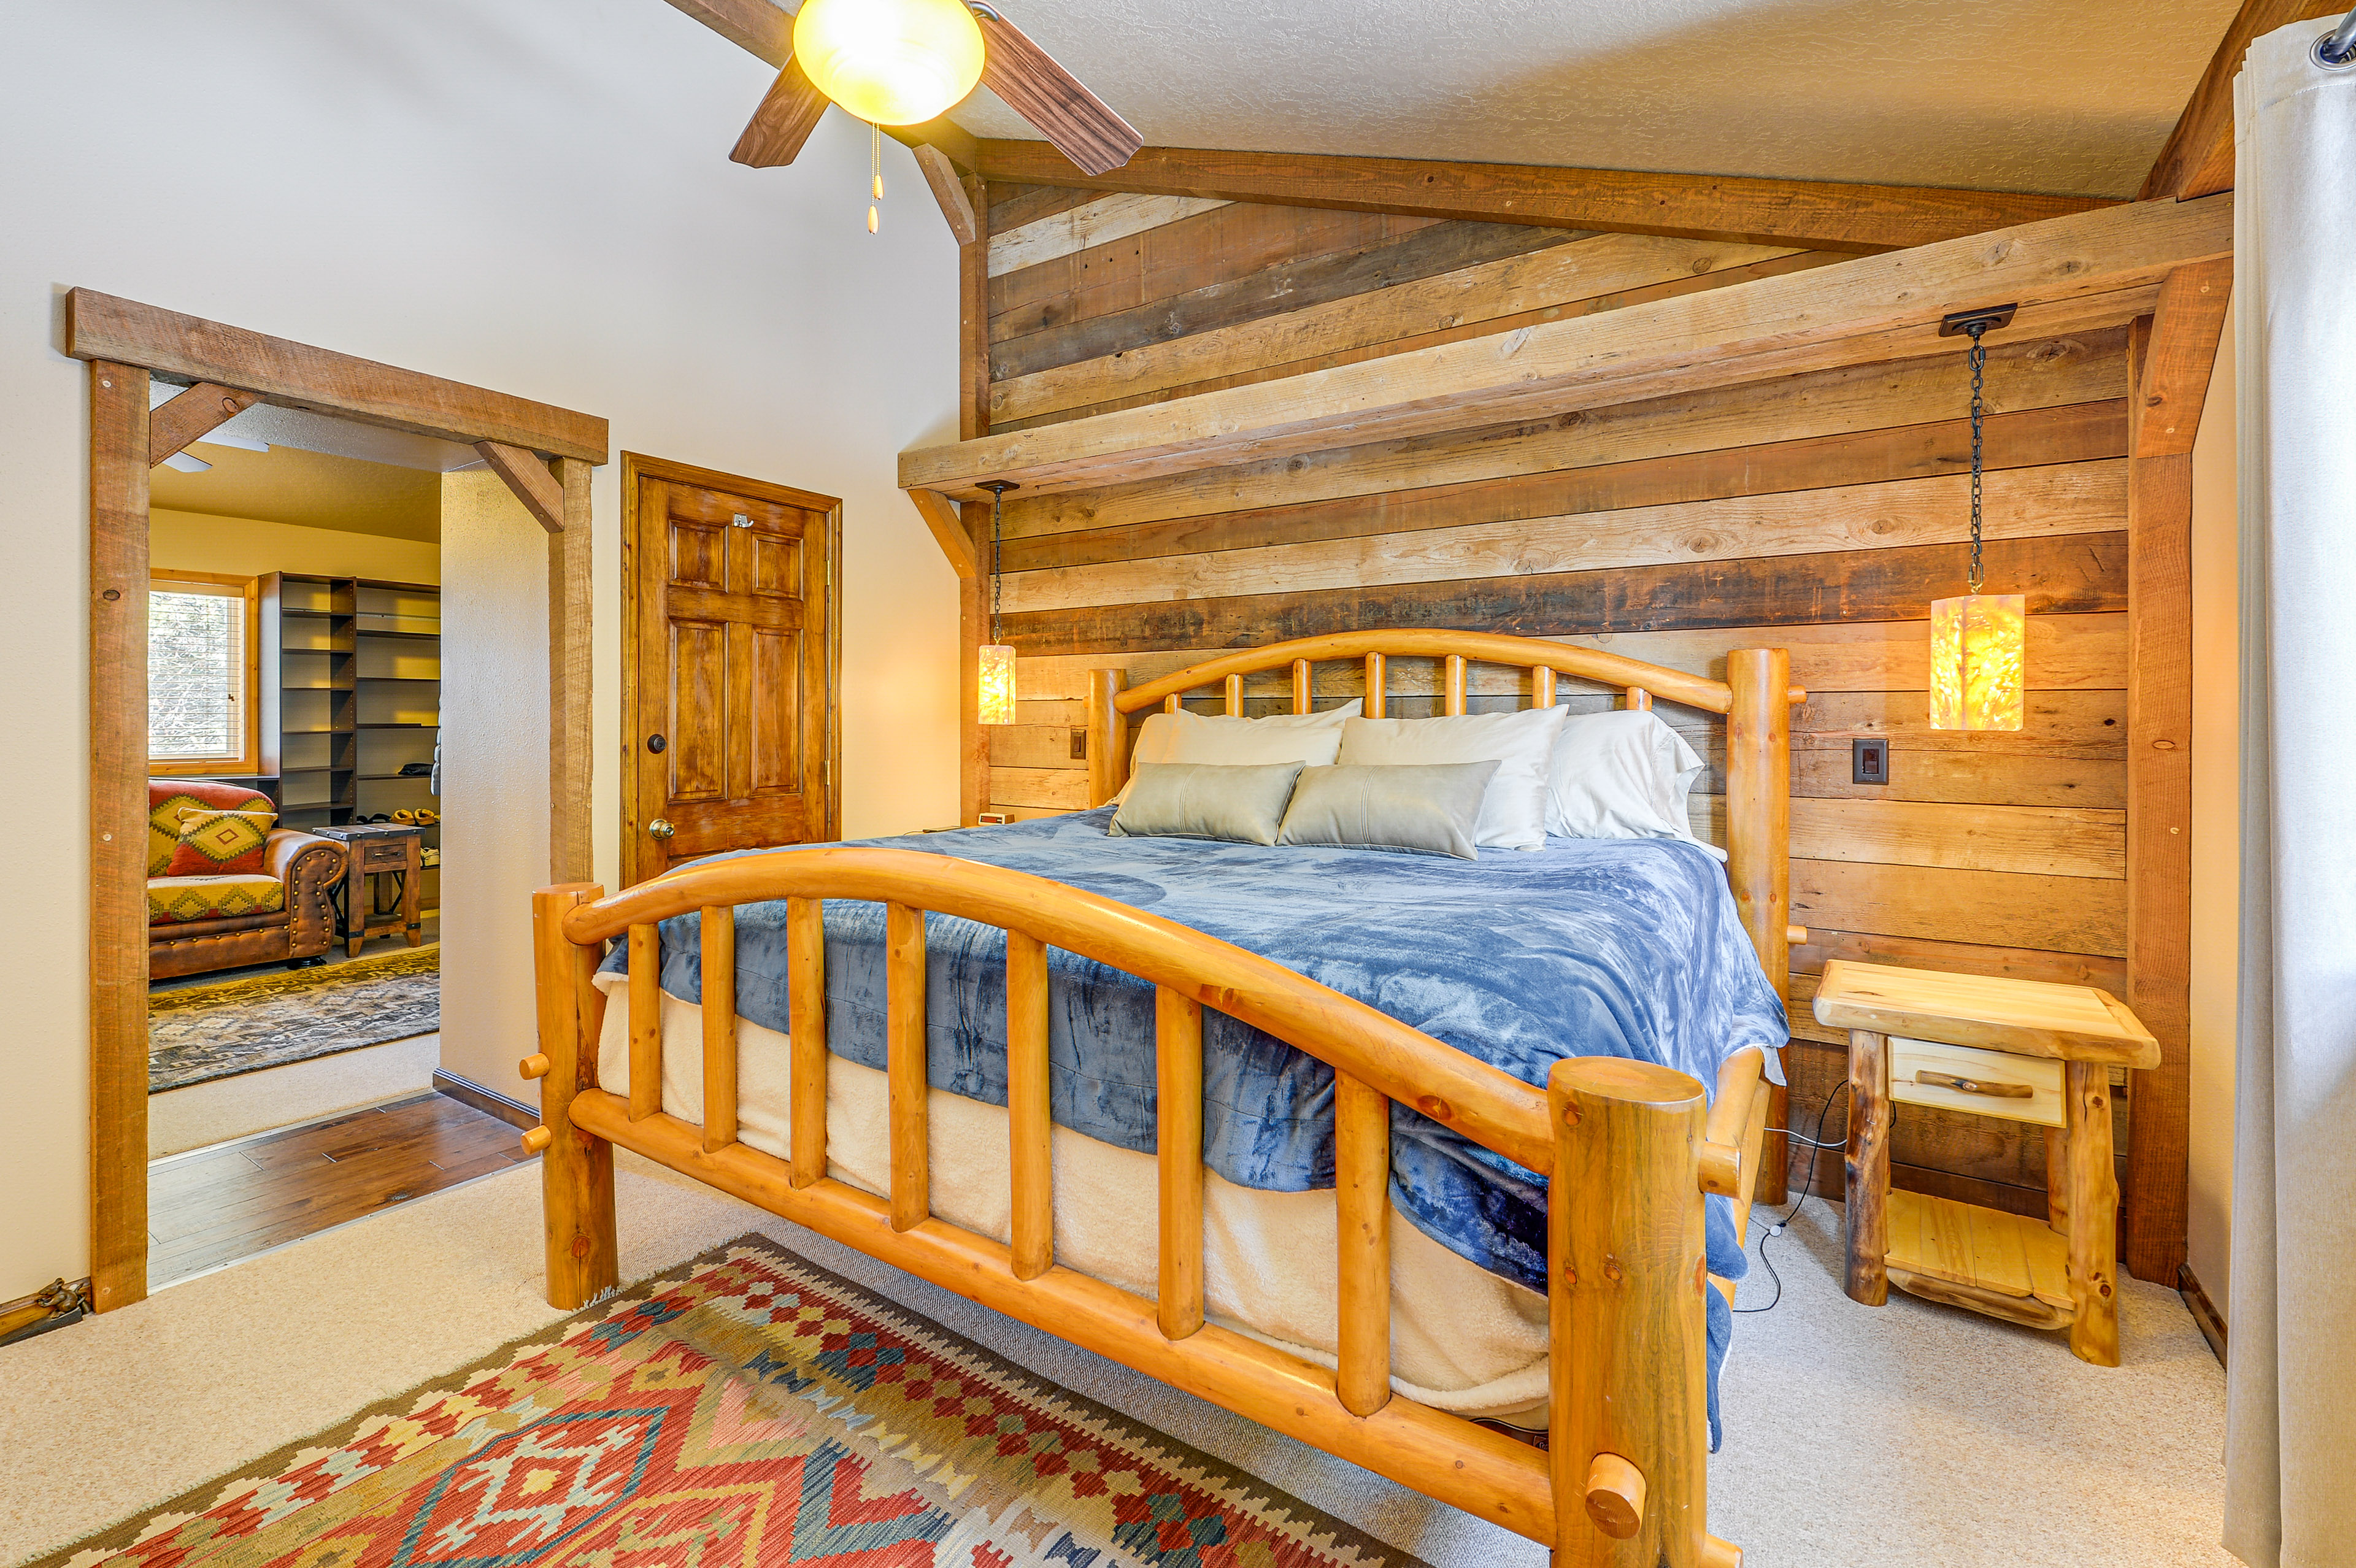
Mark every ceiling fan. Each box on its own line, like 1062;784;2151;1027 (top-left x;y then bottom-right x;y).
729;0;1141;197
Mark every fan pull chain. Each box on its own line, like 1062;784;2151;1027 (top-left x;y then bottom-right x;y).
868;122;882;234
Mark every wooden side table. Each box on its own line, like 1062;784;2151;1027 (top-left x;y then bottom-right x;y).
1812;961;2160;1366
317;824;425;957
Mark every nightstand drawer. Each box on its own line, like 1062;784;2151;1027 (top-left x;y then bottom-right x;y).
360;840;416;870
1889;1037;2065;1128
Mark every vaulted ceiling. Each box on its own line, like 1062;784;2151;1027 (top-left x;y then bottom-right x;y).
941;0;2242;198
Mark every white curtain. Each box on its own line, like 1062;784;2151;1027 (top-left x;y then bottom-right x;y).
2227;17;2356;1566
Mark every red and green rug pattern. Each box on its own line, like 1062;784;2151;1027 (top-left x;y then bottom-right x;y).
42;1236;1427;1568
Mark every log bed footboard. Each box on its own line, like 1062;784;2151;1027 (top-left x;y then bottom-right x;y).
528;631;1789;1567
529;853;1766;1567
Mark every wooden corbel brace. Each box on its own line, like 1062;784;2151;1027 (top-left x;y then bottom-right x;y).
149;382;259;466
907;488;977;577
913;144;979;244
476;440;567;532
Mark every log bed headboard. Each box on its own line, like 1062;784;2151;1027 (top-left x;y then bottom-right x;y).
1082;626;1807;1079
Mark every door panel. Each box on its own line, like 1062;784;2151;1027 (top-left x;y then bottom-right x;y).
625;461;837;885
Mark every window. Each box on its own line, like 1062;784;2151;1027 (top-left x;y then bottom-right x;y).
150;571;258;774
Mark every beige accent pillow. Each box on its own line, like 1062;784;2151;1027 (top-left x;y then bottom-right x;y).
1109;761;1307;845
1336;706;1568;850
1115;699;1363;803
1276;762;1500;860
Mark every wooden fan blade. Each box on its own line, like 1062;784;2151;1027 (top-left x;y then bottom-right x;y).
975;10;1141;177
732;55;828;167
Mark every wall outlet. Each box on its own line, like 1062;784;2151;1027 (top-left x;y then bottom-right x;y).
1852;737;1890;786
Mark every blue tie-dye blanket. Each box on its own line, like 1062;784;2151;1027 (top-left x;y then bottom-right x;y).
604;807;1788;1443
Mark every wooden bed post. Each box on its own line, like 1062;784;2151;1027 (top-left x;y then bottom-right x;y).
1726;648;1792;1207
531;884;618;1309
1549;1058;1714;1568
1086;667;1127;807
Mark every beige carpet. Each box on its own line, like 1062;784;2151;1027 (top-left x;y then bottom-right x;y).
0;1158;2233;1567
145;1032;440;1157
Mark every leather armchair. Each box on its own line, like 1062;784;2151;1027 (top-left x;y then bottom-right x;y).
148;783;350;980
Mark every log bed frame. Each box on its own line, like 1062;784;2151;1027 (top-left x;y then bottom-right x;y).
526;629;1803;1568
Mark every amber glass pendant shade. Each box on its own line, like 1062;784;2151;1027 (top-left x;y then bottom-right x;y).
1928;593;2025;731
978;642;1017;726
792;0;986;126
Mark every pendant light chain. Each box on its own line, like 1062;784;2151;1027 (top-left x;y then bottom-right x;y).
990;485;1004;644
1967;320;1987;594
868;122;883;233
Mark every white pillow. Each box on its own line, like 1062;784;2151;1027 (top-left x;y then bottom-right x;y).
1547;709;1721;859
1335;707;1566;850
1116;700;1362;801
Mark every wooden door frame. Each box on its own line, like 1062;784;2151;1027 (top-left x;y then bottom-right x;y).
618;452;842;888
69;288;609;1314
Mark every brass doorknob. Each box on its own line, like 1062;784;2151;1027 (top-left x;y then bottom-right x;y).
648;818;676;840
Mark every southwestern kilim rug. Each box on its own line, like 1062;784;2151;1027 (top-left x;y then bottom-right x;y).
36;1234;1433;1568
148;946;440;1093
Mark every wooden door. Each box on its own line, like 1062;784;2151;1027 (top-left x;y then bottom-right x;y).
623;455;838;886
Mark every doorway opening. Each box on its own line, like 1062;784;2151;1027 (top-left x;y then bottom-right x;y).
76;287;605;1313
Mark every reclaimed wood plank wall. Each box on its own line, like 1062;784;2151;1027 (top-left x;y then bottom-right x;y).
968;182;2135;1220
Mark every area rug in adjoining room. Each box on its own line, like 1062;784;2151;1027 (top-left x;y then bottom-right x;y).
148;945;439;1093
36;1233;1425;1568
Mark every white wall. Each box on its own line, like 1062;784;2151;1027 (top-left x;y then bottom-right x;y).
2187;294;2239;1313
0;0;962;1298
148;509;441;584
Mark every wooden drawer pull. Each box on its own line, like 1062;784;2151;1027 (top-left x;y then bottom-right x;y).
1914;1069;2035;1099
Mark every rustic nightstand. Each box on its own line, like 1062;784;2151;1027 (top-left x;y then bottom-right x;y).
1812;959;2161;1366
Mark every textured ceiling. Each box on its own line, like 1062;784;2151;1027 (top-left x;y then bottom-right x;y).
949;0;2240;198
150;443;442;540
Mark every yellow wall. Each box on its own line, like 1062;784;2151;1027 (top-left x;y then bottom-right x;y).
0;0;963;1300
2187;295;2239;1314
148;509;441;583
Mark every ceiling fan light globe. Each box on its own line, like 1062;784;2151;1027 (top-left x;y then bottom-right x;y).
793;0;985;127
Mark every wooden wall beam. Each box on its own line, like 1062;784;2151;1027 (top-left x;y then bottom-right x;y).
2141;0;2344;199
65;290;607;463
88;362;150;1315
2119;259;2228;1285
479;440;568;532
904;196;2228;500
961;172;992;826
147;382;258;466
549;457;595;885
972;140;2117;255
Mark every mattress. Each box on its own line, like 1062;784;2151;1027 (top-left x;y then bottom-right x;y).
593;980;1558;1419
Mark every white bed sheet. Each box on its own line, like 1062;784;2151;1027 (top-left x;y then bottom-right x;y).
592;974;1552;1421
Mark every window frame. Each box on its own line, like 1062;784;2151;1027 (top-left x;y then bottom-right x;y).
147;567;261;777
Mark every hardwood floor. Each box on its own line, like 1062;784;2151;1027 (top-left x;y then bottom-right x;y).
148;1092;533;1286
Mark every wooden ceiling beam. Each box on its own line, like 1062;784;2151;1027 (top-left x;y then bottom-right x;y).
899;193;2229;501
148;382;258;466
65;290;607;463
2141;0;2344;200
475;441;568;532
969;140;2117;255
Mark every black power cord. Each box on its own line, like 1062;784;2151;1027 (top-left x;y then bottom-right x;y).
1731;1079;1852;1315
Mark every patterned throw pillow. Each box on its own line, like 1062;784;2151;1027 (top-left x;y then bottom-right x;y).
164;807;276;876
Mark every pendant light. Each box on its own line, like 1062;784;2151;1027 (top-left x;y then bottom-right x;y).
1928;305;2025;732
977;480;1018;726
